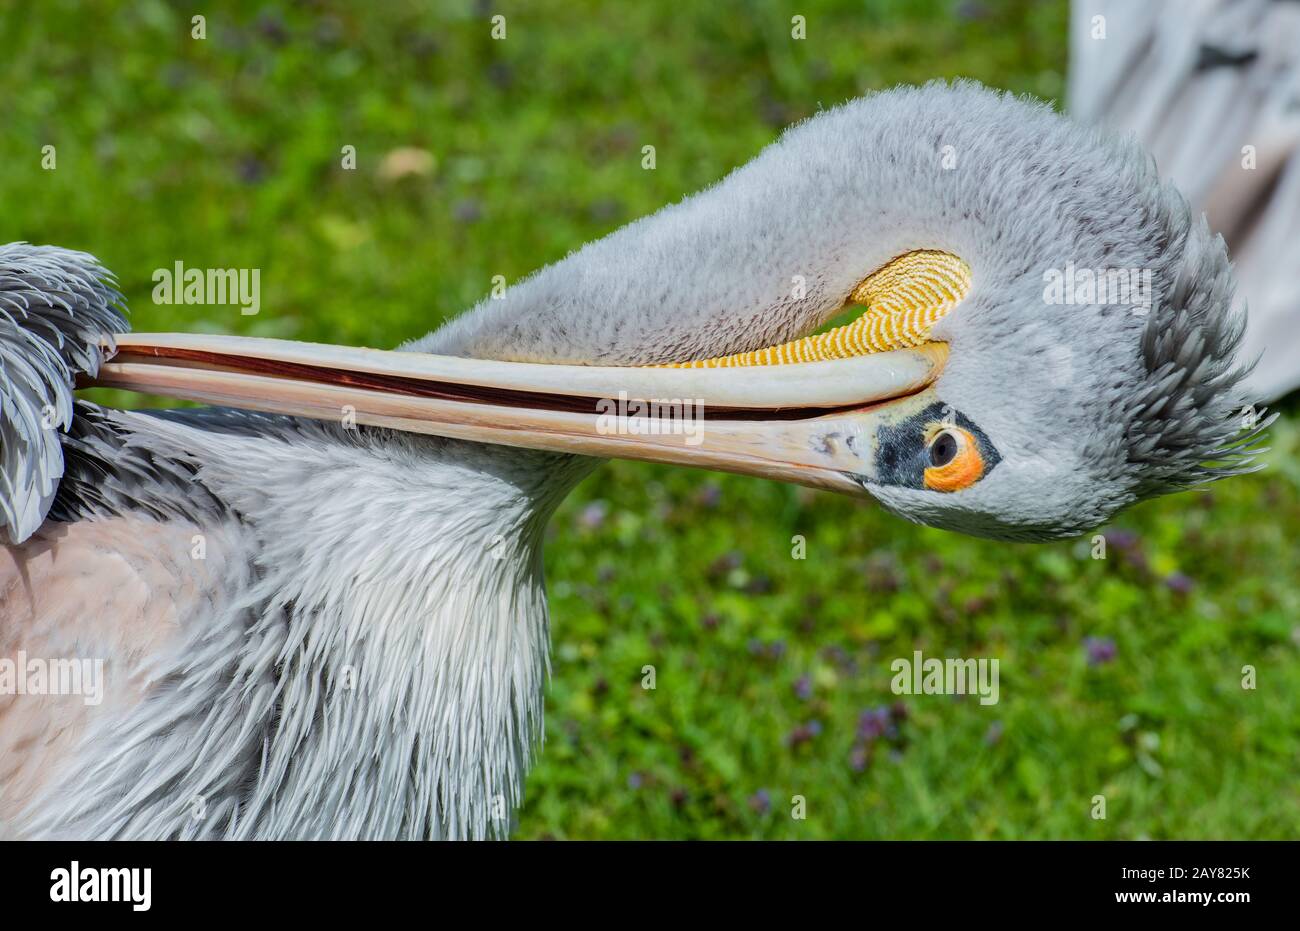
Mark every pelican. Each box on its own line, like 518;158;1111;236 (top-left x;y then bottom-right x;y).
0;81;1268;840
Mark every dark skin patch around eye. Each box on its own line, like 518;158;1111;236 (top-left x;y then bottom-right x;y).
869;402;1001;490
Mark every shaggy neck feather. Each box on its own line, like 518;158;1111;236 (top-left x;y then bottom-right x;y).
224;432;593;839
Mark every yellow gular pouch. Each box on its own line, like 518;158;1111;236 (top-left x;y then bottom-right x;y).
661;250;972;368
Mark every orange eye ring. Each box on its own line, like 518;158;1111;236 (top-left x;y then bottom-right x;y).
923;425;985;492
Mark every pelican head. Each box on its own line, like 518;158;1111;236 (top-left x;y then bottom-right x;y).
93;81;1265;543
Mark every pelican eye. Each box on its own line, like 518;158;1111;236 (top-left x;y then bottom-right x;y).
923;424;985;493
929;430;959;467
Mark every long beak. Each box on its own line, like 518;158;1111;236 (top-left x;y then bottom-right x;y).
87;333;949;496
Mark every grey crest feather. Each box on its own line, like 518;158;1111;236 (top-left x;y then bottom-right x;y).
1127;215;1273;497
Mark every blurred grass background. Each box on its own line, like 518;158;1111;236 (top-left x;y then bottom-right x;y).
2;0;1297;838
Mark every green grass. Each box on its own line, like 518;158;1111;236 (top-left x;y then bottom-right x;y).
4;0;1297;838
